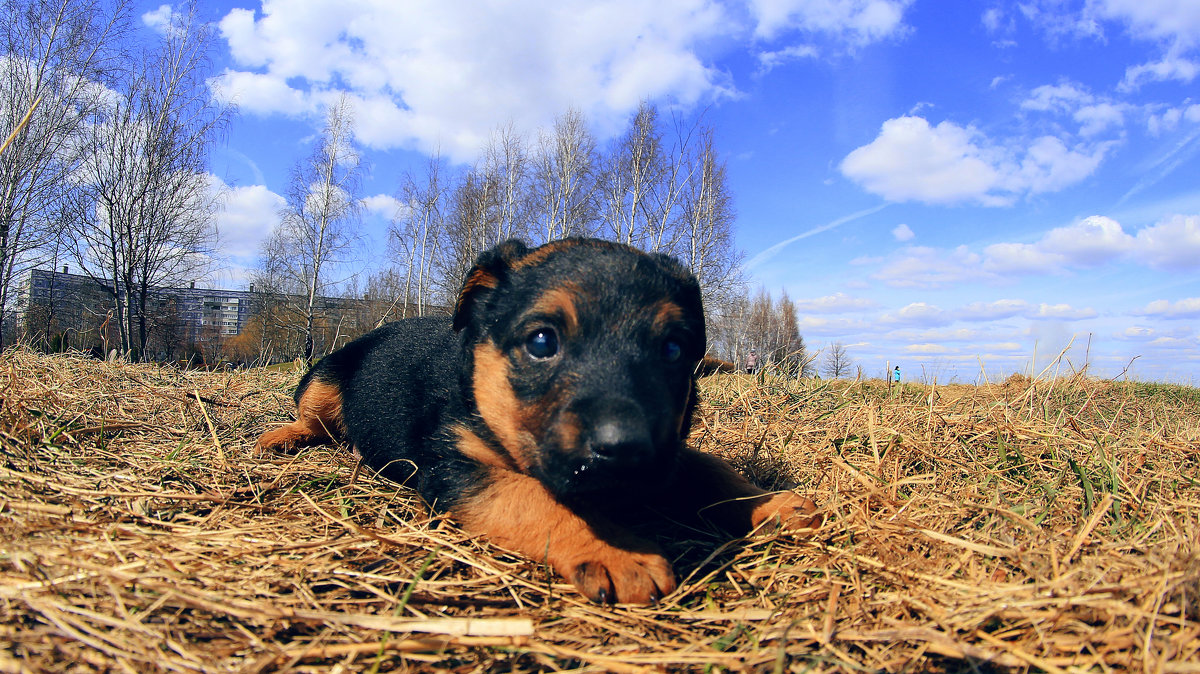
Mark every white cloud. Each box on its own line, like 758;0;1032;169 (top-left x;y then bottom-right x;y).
212;180;286;258
1039;215;1135;266
880;302;952;326
1022;82;1093;113
748;0;912;43
982;242;1067;274
870;213;1198;286
840;116;1107;206
872;245;988;289
795;315;872;335
904;343;951;354
957;299;1031;320
1132;214;1200;269
362;194;405;221
891;223;914;241
792;292;877;313
1090;0;1200;88
1120;325;1156;339
214;0;737;161
757;44;820;73
142;4;175;33
1133;297;1200;318
1030;303;1097;320
210;70;315;118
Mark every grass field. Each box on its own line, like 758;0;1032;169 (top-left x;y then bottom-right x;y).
2;348;1198;672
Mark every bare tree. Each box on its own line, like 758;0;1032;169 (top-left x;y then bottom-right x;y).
600;101;662;248
680;125;741;308
68;1;227;360
389;152;446;316
267;94;362;360
822;341;854;379
531;107;598;243
0;0;130;349
439;168;495;302
481;122;529;244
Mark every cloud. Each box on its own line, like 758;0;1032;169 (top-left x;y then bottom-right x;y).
757;44;820;73
1029;303;1097;320
904;343;951;354
792;292;878;313
880;302;952;326
840;116;1107;206
1039;215;1135;265
957;299;1031;320
795;315;872;335
872;213;1199;287
212;179;286;258
891;223;914;241
1132;214;1200;269
362;194;405;221
872;245;988;289
1091;0;1200;88
1132;297;1200;319
213;0;737;161
748;0;912;43
982;242;1068;274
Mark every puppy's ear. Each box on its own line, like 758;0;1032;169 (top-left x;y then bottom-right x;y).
453;239;529;333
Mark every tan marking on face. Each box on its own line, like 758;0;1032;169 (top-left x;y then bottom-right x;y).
555;410;582;454
472;342;538;471
651;300;685;333
529;283;581;336
453;424;516;470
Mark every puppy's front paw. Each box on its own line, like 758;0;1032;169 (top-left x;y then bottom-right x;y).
564;547;676;605
751;492;822;532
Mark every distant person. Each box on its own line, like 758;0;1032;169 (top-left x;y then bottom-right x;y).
893;366;901;384
745;349;758;375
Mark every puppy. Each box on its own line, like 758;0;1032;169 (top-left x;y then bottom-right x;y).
255;238;818;604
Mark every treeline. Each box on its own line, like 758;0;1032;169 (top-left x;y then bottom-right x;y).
2;0;229;359
248;97;745;360
6;0;813;370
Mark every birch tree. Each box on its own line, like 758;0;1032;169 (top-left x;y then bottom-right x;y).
389;152;446;317
600;101;661;248
680;126;740;307
267;95;362;360
68;1;226;360
0;0;130;348
531;108;598;243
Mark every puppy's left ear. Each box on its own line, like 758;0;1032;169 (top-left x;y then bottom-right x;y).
453;239;529;332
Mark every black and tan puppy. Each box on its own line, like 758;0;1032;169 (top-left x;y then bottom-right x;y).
255;238;818;604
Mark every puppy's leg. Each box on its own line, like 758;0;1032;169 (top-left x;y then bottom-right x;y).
255;380;344;454
666;448;821;534
455;468;676;604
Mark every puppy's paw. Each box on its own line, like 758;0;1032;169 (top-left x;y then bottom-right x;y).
564;547;676;605
252;428;296;456
751;492;822;533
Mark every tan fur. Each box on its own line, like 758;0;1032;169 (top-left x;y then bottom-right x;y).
456;468;676;604
255;381;344;455
471;342;538;471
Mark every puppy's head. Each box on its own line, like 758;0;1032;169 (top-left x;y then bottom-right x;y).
454;238;705;496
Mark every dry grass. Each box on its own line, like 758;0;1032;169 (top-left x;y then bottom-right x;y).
2;348;1198;672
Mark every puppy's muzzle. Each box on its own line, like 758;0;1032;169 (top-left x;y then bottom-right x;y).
577;397;655;470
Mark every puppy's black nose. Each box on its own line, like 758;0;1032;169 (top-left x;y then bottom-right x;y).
587;418;654;468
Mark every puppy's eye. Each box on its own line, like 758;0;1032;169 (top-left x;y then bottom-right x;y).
662;339;683;364
525;328;559;360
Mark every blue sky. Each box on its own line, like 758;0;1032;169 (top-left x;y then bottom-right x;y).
180;0;1199;383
